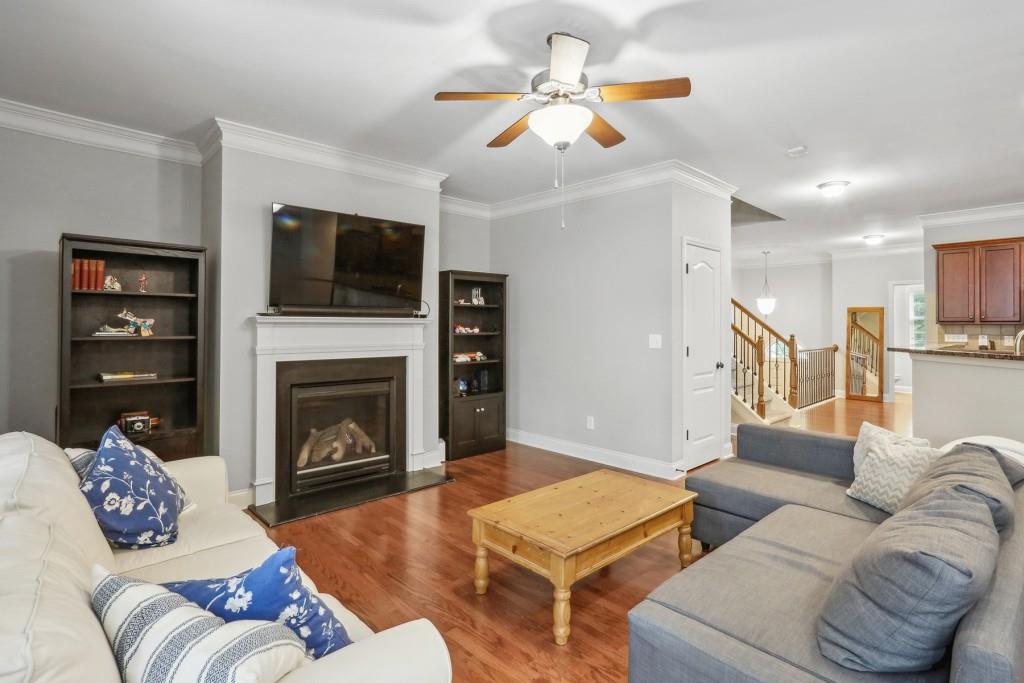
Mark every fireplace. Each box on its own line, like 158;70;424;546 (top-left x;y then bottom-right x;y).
275;357;406;504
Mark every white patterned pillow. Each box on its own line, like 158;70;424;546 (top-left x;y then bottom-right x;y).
847;429;942;513
91;566;309;683
852;422;930;476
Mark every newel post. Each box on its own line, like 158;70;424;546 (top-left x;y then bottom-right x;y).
788;334;799;408
756;335;766;418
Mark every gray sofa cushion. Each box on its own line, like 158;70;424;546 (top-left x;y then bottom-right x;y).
687;459;890;525
818;486;1000;673
950;486;1024;683
638;504;944;682
899;444;1016;532
737;423;857;480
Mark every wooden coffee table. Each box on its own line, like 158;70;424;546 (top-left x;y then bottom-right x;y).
468;469;698;645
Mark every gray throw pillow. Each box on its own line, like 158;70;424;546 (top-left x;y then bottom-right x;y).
817;485;1000;672
899;444;1016;532
962;442;1024;489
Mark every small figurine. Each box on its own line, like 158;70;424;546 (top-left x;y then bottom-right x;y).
103;275;122;291
137;272;149;293
116;308;156;337
455;378;469;396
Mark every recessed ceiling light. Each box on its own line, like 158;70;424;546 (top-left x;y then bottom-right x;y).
817;180;850;198
786;145;808;158
863;234;885;246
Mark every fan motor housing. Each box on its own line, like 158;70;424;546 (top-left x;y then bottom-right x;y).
532;69;589;96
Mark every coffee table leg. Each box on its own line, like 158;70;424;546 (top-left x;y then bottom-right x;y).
474;546;490;595
678;523;693;569
553;587;571;645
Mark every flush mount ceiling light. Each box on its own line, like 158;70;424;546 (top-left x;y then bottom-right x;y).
863;234;885;246
527;101;594;149
817;180;850;198
756;250;777;316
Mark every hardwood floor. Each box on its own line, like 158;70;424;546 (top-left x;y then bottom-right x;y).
264;398;911;682
802;393;912;437
265;443;691;683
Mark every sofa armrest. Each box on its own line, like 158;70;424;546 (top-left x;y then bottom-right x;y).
736;423;856;481
161;456;229;507
279;619;452;683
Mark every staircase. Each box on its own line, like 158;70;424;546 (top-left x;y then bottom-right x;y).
731;299;839;427
849;320;881;396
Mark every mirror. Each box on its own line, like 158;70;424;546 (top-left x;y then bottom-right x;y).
846;307;884;402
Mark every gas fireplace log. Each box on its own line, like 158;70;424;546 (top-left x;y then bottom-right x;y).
297;419;378;468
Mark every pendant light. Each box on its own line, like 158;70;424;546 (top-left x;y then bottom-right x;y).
756;250;777;316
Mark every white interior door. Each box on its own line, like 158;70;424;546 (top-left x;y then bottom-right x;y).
683;242;724;470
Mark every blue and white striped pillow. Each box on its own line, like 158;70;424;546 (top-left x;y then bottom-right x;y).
91;566;309;683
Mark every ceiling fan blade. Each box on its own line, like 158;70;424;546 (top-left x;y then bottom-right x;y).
595;77;692;103
585;112;625;148
434;92;527;101
487;113;532;147
548;32;590;86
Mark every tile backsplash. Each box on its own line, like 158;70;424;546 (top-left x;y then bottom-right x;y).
938;323;1024;348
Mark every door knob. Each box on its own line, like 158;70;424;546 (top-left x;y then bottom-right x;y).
715;361;725;369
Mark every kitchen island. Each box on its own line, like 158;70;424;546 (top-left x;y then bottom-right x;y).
889;344;1024;445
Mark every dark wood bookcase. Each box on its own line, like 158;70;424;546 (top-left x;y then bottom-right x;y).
58;234;207;460
439;271;507;460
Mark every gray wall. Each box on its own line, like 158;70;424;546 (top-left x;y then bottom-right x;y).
490;185;675;461
439;211;490;272
207;147;441;490
732;261;833;348
831;251;924;396
0;127;200;437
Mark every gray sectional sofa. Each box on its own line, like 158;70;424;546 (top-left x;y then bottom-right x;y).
628;424;1024;682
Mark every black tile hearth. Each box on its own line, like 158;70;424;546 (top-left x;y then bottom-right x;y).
249;467;453;527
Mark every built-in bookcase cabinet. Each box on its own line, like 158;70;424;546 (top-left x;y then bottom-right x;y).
58;234;206;460
439;270;508;460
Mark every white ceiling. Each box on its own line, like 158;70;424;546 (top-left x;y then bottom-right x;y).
2;1;1022;260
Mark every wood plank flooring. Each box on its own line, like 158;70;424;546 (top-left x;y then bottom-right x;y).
802;393;912;437
264;397;910;682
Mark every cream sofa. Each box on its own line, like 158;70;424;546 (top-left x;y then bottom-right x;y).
0;431;452;683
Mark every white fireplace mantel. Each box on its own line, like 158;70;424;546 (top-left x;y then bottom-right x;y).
252;315;439;505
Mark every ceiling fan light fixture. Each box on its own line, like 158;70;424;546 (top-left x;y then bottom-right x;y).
528;103;593;148
817;180;850;198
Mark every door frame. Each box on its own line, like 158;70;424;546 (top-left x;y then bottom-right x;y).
887;279;924;399
680;237;725;472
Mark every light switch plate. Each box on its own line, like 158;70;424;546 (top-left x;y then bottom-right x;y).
586;416;595;430
978;334;989;347
944;333;968;343
648;334;663;349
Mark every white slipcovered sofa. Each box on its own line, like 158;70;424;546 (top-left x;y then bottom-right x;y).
0;431;452;682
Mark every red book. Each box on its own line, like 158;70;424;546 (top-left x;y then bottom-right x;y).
71;259;81;290
86;260;96;290
96;260;105;290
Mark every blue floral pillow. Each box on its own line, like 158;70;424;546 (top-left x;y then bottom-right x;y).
80;425;181;548
163;546;352;658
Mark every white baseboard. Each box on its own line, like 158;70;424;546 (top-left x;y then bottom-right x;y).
228;488;254;508
507;428;685;480
835;390;846;399
895;385;913;394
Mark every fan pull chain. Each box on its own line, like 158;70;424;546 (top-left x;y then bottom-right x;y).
553;147;560;189
560;149;566;229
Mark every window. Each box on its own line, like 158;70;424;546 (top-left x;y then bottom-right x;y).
909;290;926;346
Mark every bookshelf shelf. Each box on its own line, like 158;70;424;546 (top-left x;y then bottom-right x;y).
59;234;207;461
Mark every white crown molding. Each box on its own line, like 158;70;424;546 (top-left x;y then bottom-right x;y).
488;160;737;221
919;202;1024;229
440;195;492;220
829;242;924;260
0;97;201;165
200;118;447;192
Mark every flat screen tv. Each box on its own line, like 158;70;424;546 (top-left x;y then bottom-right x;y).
269;203;425;315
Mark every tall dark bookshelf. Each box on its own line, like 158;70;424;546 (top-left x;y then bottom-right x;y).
58;234;207;460
439;271;508;460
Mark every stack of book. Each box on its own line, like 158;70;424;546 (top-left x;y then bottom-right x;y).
97;371;158;383
72;258;106;290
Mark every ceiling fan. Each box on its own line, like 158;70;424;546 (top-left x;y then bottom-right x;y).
434;32;692;151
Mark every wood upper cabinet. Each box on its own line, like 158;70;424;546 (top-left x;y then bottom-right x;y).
935;238;1024;324
936;246;976;322
978;242;1021;322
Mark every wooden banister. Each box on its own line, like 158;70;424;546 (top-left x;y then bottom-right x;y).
731;323;757;347
731;298;789;344
756;335;766;418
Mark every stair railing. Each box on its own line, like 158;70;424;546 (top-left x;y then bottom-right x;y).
850;321;880;375
797;345;840;409
732;324;766;418
731;299;797;408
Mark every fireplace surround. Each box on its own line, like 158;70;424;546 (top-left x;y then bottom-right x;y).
250;315;447;524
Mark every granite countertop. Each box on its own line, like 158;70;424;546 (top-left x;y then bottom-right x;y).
888;344;1024;362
